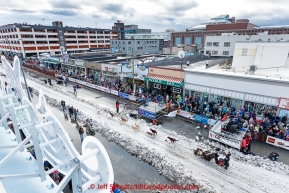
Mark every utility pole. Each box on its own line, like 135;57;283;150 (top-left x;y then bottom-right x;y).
42;19;45;25
132;48;135;94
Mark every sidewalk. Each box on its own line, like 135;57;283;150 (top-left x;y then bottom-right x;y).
24;68;289;165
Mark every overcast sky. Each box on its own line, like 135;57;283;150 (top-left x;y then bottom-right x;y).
0;0;288;32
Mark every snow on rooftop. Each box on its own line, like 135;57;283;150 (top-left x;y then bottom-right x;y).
184;62;289;83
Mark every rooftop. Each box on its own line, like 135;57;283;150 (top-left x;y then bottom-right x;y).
184;62;289;84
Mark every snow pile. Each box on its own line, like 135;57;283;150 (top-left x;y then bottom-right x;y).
29;76;289;193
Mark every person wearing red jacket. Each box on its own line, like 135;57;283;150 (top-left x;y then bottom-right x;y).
116;100;120;113
241;137;247;153
245;134;252;151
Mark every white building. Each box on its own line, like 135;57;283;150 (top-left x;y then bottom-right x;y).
0;21;118;57
125;32;171;42
232;42;289;70
204;35;250;57
204;34;289;57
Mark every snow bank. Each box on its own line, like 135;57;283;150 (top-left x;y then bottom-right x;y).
29;75;289;193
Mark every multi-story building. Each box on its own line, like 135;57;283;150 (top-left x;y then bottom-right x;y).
171;14;289;47
0;21;118;57
110;39;164;55
204;34;289;57
125;32;171;47
124;24;151;34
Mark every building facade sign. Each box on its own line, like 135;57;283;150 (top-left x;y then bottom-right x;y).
278;98;289;110
121;62;133;73
144;77;184;87
101;63;121;73
136;65;148;76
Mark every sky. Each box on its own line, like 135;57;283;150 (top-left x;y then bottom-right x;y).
0;0;288;32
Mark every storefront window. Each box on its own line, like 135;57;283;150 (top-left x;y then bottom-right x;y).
231;99;243;111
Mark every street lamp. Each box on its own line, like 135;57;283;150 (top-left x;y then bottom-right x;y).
42;19;45;25
18;38;31;102
131;48;135;94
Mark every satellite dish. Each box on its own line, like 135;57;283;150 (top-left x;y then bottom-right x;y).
178;50;185;58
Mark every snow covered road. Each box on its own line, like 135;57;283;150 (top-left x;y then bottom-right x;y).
20;75;289;193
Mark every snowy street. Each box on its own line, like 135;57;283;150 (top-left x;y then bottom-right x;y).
13;70;289;193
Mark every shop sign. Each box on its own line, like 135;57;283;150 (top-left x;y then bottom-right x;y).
49;57;60;63
278;98;289;110
209;131;241;149
102;63;121;73
136;65;148;76
266;136;289;150
118;92;129;99
111;90;118;96
138;108;156;119
121;62;133;73
144;77;184;87
74;60;84;66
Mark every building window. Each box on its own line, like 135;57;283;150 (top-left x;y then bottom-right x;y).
212;51;218;55
175;37;181;45
123;47;125;50
242;48;248;56
206;42;212;46
213;42;219;47
128;47;131;50
185;37;191;44
224;42;230;47
137;41;140;44
223;51;229;55
206;50;211;55
128;41;131;44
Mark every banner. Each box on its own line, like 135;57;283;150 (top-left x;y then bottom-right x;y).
138;108;156;119
165;110;177;117
179;110;194;119
128;95;137;101
118;92;129;99
111;90;118;96
100;86;110;93
136;65;148;76
121;62;133;73
266;136;289;150
194;114;209;124
209;131;241;149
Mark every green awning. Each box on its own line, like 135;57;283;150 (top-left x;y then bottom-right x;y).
144;74;184;87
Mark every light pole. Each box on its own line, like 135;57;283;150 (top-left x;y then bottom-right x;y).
43;44;47;53
18;38;31;102
42;19;45;25
95;23;97;28
131;48;135;94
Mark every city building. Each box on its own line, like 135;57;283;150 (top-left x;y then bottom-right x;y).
125;32;171;47
110;39;164;55
204;34;289;57
124;24;151;34
171;14;289;47
204;34;250;57
232;41;289;70
0;21;118;57
112;21;125;40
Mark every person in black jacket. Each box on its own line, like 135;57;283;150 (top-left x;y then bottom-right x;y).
214;148;220;164
224;152;231;169
68;106;74;119
61;100;66;112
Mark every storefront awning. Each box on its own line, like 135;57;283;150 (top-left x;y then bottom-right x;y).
144;74;184;87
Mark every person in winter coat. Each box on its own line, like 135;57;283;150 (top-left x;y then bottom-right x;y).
116;100;120;113
245;134;252;151
214;148;220;164
79;126;84;143
61;100;66;112
241;137;247;153
73;108;78;120
68;106;74;119
224;152;231;169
